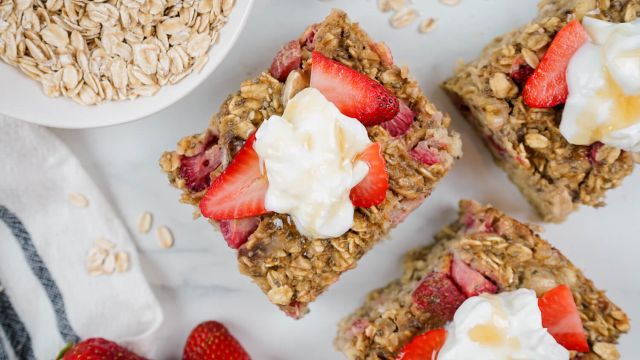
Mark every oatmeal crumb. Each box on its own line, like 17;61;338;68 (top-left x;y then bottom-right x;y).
439;0;461;6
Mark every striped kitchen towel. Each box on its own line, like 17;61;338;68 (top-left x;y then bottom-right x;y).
0;117;163;359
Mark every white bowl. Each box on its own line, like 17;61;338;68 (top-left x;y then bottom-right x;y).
0;0;254;129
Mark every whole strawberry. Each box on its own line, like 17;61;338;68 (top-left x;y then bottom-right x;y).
183;321;251;360
60;338;146;360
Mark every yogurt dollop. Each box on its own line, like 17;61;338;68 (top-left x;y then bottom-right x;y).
561;17;640;152
253;87;371;239
438;289;569;360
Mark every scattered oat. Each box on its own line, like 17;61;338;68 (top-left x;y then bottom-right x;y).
439;0;461;6
632;152;640;164
378;0;406;12
115;252;129;273
85;238;131;276
390;8;419;28
68;192;89;208
0;0;235;106
95;238;116;250
137;211;153;234
102;252;116;274
157;226;174;249
419;18;438;33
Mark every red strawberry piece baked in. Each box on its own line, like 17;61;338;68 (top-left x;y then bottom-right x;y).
160;10;460;317
183;321;250;360
336;200;628;359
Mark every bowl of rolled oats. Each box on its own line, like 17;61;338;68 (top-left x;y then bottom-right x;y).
0;0;253;128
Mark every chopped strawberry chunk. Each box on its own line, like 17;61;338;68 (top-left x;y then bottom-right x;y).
179;143;223;192
523;20;590;108
380;101;415;137
350;143;389;208
396;329;447;360
538;285;589;352
269;40;302;82
450;256;497;297
199;133;268;221
370;41;394;68
510;57;535;88
219;217;260;249
412;272;467;322
410;141;440;166
310;51;399;126
301;24;319;50
588;141;604;165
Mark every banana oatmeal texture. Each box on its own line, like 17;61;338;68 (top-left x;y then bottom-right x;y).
443;0;636;222
160;10;461;318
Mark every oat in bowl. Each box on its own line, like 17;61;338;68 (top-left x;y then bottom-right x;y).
159;9;461;318
0;0;254;127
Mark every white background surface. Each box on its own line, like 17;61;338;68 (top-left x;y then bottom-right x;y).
45;0;640;358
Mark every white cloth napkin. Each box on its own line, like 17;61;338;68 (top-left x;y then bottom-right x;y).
0;117;163;360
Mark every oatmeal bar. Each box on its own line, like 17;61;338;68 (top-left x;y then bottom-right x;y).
336;200;629;359
159;10;461;318
443;0;635;222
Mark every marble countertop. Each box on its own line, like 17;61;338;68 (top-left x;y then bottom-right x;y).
52;0;640;358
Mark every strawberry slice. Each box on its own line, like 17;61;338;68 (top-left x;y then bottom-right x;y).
310;51;399;125
380;101;415;137
199;133;268;221
350;143;389;208
412;272;467;323
396;329;447;360
179;143;223;192
269;40;302;82
523;20;590;108
450;256;497;297
219;217;260;249
538;285;589;352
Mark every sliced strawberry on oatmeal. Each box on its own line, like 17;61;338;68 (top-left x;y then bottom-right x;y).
179;143;223;192
350;142;389;208
538;285;589;352
396;328;447;360
310;51;399;125
200;133;268;221
380;101;415;137
412;272;467;322
219;217;260;249
270;40;302;82
523;19;590;108
450;256;497;297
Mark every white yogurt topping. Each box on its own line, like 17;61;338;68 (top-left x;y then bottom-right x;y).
438;289;569;360
253;88;371;239
561;17;640;152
